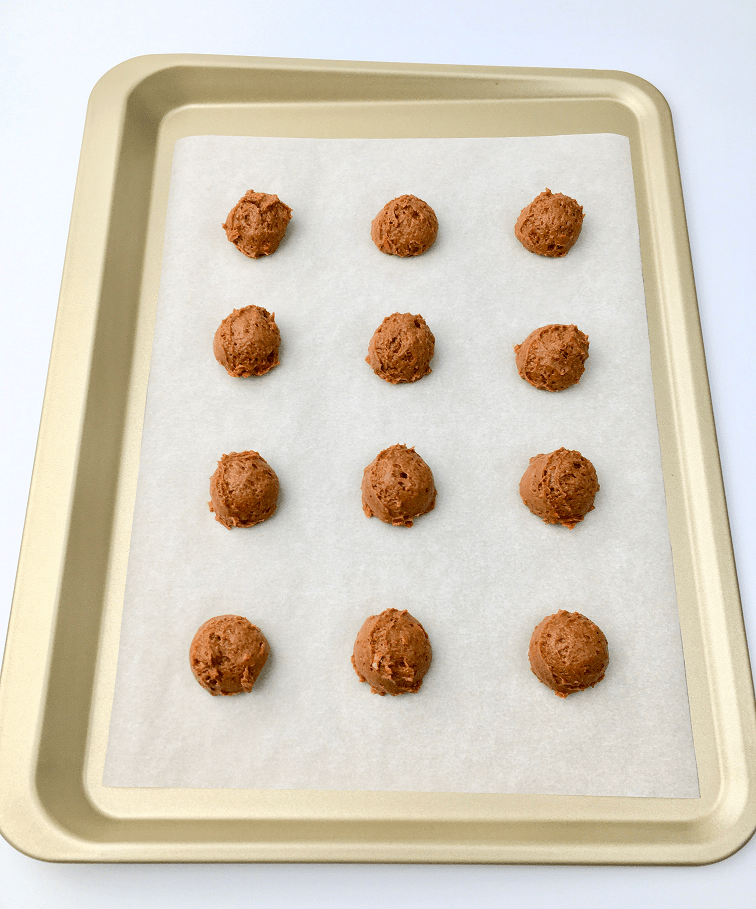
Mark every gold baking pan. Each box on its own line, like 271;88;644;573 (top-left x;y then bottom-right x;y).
0;54;754;864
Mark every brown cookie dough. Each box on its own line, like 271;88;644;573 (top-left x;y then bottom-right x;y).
213;305;281;378
352;608;432;696
209;450;279;529
222;190;292;258
190;614;270;696
371;195;438;257
528;610;609;698
361;444;436;527
366;312;435;384
519;448;598;528
514;324;589;392
514;189;584;257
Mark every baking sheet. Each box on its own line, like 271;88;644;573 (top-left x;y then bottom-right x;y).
103;133;699;797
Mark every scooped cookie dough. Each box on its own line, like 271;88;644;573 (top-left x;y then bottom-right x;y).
371;195;438;257
362;444;436;527
190;614;270;696
352;608;432;696
213;305;281;378
366;312;435;384
528;610;609;698
514;189;584;257
514;324;589;392
519;448;598;528
222;190;292;258
209;450;279;529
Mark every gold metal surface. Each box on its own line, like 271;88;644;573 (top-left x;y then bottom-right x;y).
0;54;753;863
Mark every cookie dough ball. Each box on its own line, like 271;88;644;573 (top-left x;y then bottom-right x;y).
362;444;436;527
519;448;598;528
528;610;609;698
222;190;292;258
190;614;270;696
514;189;584;257
371;195;438;257
352;608;432;696
514;324;589;392
209;450;279;529
214;305;281;378
366;312;435;384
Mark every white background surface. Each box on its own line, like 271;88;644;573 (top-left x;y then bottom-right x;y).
0;0;754;906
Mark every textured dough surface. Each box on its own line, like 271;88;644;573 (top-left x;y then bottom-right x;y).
371;195;438;257
514;323;589;391
528;610;609;697
209;450;279;528
352;608;432;695
361;444;436;527
190;614;270;696
222;190;292;258
366;312;435;384
514;189;584;257
213;305;281;378
519;448;599;528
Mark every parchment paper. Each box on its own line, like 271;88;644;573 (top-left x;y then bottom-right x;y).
103;135;699;797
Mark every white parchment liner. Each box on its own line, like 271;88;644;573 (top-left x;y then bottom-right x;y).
104;135;699;797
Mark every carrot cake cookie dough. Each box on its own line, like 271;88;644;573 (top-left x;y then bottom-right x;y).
222;190;292;258
362;444;436;527
514;323;589;391
520;448;598;528
528;610;609;697
366;312;435;384
352;608;432;696
515;189;584;257
213;305;281;377
190;614;270;696
209;450;279;528
371;194;438;257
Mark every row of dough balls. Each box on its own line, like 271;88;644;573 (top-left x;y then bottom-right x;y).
209;444;600;530
215;306;591;392
223;189;585;259
190;608;609;699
